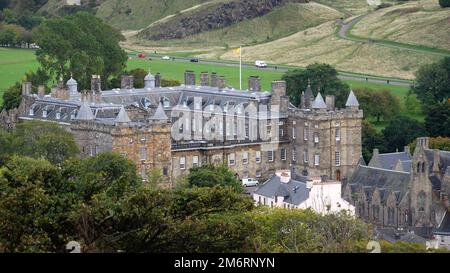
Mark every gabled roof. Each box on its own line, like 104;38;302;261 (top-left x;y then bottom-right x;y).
345;90;359;107
150;102;169;120
434;211;450;235
312;92;327;109
371;152;412;171
76;101;95;120
115;106;131;123
255;175;310;206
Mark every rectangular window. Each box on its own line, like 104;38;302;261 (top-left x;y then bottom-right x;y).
56;112;61;120
279;127;284;137
336;127;341;142
245;124;249;139
314;133;320;144
256;170;262;178
228;153;235;166
29;109;34;116
242;152;249;164
268;151;274;162
256;151;261;164
193;156;199;167
281;148;286;161
292;148;297;162
42;110;47;118
140;148;147;161
180;157;186;170
314;154;320;166
292;122;296;139
304;127;309;141
304;150;309;163
335;152;341;167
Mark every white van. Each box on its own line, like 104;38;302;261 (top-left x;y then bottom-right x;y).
242;178;259;187
255;60;267;68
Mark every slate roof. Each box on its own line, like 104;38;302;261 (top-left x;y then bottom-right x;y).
255;175;310;206
115;106;131;123
144;72;155;80
371;152;412;171
349;165;410;201
76;101;95;120
345;90;359;107
424;149;450;174
67;77;77;86
312;92;327;109
435;212;450;235
151;102;169;120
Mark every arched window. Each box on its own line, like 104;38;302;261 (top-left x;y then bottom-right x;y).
418;191;426;212
417;162;421;173
421;162;426;173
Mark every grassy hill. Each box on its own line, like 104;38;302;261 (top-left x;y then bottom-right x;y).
133;2;343;50
351;0;450;51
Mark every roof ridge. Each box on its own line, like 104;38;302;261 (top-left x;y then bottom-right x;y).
359;165;410;174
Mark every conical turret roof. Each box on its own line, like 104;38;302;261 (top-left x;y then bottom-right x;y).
345;90;359;107
76;101;95;120
151;102;168;120
115;106;131;124
312;92;327;109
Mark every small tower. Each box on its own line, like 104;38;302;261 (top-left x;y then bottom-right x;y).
115;106;131;126
144;70;156;89
76;100;95;121
345;90;360;110
303;79;314;109
67;74;78;98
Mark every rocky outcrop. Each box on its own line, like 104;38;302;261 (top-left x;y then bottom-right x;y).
138;0;308;40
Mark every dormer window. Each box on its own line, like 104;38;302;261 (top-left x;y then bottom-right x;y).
163;98;170;108
29;109;34;116
56;112;61;120
42;109;47;118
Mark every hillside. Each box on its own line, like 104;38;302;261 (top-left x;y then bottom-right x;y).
132;2;341;49
351;0;450;51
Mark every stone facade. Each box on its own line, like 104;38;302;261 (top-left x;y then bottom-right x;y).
8;71;363;187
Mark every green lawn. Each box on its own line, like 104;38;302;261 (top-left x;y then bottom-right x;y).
0;47;414;112
0;48;39;104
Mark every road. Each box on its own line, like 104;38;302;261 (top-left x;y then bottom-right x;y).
337;14;450;57
131;54;413;87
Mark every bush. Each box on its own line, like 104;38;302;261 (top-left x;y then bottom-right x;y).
440;0;450;8
161;79;180;87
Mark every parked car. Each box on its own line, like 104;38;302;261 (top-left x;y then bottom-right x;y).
242;178;259;187
255;60;267;68
162;56;171;60
190;57;199;62
137;53;146;58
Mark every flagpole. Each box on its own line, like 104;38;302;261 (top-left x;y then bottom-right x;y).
239;46;242;90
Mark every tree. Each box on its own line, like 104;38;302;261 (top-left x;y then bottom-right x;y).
411;57;450;107
354;88;400;122
11;120;79;164
362;120;386;163
282;63;350;108
128;68;146;88
249;208;372;253
161;79;181;87
382;116;427;152
404;94;422;116
187;164;244;193
440;0;450;8
424;100;450;137
33;12;127;90
409;137;450;153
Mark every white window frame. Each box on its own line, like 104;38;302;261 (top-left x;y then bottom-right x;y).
242;152;249;165
256;170;262;178
314;133;320;144
56;112;61;120
180;157;186;170
268;151;274;162
292;148;297;162
304;127;309;141
140;147;147;161
304;150;308;163
336;127;341;142
193;156;199;167
256;151;261;164
228;153;236;166
281;148;286;161
335;152;341;167
42;110;47;118
314;154;320;166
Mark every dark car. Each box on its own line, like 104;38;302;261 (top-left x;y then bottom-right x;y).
190;57;199;62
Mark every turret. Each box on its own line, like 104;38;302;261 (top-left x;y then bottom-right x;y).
144;71;156;89
345;90;359;110
67;75;78;97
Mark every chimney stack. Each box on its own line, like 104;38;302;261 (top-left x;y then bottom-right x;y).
326;95;335;111
210;72;218;87
218;76;226;89
121;75;134;89
91;75;101;93
155;73;161;87
22;82;32;96
249;76;261;92
200;72;209;87
404;146;411;155
38;85;46;98
271;81;287;106
184;71;196;86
